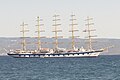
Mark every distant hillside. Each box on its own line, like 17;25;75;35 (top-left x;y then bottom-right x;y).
0;37;119;55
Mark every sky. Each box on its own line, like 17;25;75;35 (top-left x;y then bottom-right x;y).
0;0;120;39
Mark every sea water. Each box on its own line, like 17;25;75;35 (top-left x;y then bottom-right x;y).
0;55;120;80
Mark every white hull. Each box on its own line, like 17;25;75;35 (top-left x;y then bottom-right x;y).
7;50;102;58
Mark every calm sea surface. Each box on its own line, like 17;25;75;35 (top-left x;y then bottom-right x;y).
0;55;120;80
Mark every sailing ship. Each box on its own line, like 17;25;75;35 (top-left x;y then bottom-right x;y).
7;15;106;58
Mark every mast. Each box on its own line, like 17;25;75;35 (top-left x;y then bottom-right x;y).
84;16;96;50
52;14;62;51
20;22;29;51
69;14;79;50
36;16;45;51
